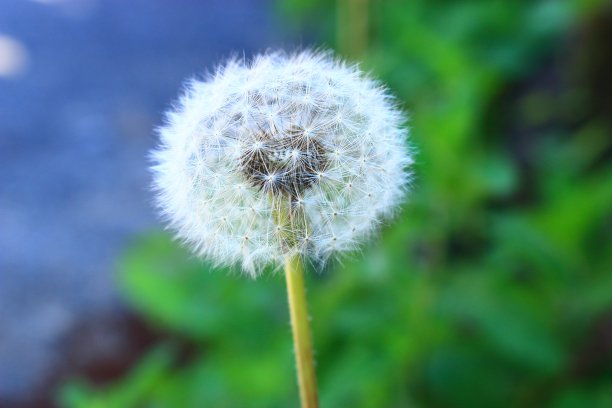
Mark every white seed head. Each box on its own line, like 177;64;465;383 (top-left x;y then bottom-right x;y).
152;50;413;276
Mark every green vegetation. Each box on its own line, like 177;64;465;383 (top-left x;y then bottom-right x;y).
60;1;612;406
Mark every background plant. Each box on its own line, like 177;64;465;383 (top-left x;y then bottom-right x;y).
61;0;612;407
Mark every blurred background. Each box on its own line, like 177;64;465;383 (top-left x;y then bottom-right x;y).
0;0;611;407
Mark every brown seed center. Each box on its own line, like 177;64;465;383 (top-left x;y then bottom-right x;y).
240;125;328;197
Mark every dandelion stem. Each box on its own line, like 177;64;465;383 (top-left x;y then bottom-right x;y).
337;0;369;58
285;254;319;408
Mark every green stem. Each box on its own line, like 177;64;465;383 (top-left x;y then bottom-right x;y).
285;255;319;408
337;0;369;58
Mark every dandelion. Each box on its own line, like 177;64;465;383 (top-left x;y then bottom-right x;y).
151;50;412;408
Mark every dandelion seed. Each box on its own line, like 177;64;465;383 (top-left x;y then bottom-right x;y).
151;50;412;276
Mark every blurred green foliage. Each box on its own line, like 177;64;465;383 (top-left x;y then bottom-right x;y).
60;0;612;407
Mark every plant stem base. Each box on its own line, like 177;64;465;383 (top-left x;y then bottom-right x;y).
285;255;319;408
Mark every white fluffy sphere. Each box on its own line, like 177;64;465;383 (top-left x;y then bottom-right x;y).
152;51;412;276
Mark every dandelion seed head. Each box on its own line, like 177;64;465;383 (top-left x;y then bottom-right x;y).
152;50;413;276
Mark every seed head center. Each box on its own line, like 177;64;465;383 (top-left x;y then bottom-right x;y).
241;125;328;197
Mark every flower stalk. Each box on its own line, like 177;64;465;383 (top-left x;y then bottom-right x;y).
285;254;319;408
